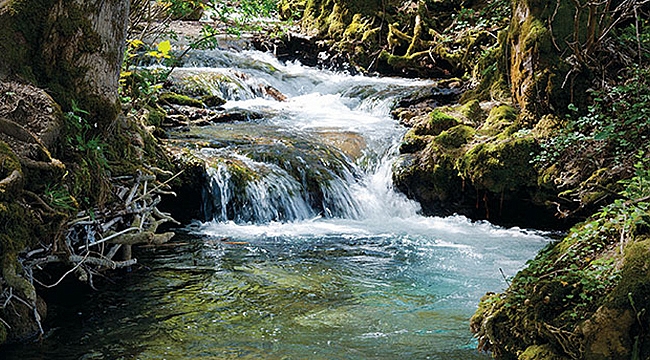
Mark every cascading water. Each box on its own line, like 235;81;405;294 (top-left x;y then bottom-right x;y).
0;48;550;359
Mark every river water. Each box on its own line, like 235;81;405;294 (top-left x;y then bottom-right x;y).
1;49;549;359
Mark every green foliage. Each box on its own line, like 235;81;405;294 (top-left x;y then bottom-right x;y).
62;101;111;206
159;92;204;107
447;0;510;34
64;101;108;169
43;183;78;212
122;0;282;112
166;0;205;20
202;0;279;35
534;66;650;167
119;39;172;106
497;155;650;329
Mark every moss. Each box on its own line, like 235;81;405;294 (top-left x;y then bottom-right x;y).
279;0;307;20
412;109;459;136
378;50;417;70
458;135;538;193
146;105;166;127
0;141;23;201
0;0;57;80
532;114;564;138
435;124;475;148
399;131;429;154
507;0;587;118
458;99;483;122
479;104;519;136
159;92;204;108
393;147;464;206
609;239;650;310
223;159;258;185
471;202;650;358
0;200;42;306
519;344;568;360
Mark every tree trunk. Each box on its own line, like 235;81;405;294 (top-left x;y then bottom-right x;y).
0;0;129;126
0;0;129;344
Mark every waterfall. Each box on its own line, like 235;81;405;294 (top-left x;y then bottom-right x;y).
174;50;435;224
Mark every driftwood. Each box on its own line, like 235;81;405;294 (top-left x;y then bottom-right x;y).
1;168;182;337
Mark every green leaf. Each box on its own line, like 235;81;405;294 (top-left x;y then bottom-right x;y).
594;131;611;140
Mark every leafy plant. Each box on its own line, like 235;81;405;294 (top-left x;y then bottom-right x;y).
64;100;109;170
121;0;281;107
43;183;78;212
534;66;650;168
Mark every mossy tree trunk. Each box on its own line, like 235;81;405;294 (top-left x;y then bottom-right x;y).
508;0;590;119
0;0;130;344
0;0;129;126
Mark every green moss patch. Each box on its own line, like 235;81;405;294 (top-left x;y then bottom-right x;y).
412;109;460;136
458;135;538;193
435;124;475;148
479;104;518;136
159;92;204;107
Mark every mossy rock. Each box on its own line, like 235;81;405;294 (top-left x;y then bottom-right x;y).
279;0;307;20
507;0;587;117
576;239;650;360
393;147;464;207
458;135;538;193
158;92;204;108
479;104;518;136
532;114;564;139
580;306;636;360
412;109;459;136
399;131;429;153
458;99;483;123
519;344;568;360
435;124;475;148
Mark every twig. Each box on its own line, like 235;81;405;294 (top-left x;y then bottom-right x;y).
23;191;57;214
499;268;511;287
38;253;89;288
0;316;10;329
106;244;123;260
69;255;137;269
77;227;140;250
133;169;184;203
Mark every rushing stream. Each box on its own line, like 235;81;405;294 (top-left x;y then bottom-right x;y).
0;48;550;359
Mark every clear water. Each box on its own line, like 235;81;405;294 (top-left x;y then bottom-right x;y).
0;50;550;359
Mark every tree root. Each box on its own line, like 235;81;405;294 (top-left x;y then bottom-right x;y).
2;257;36;303
17;168;181;290
0;166;181;345
0;170;22;200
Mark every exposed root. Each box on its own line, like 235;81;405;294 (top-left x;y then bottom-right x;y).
2;259;36;303
0;168;182;341
0;170;22;199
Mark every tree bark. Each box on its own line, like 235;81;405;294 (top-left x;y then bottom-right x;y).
0;0;129;126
